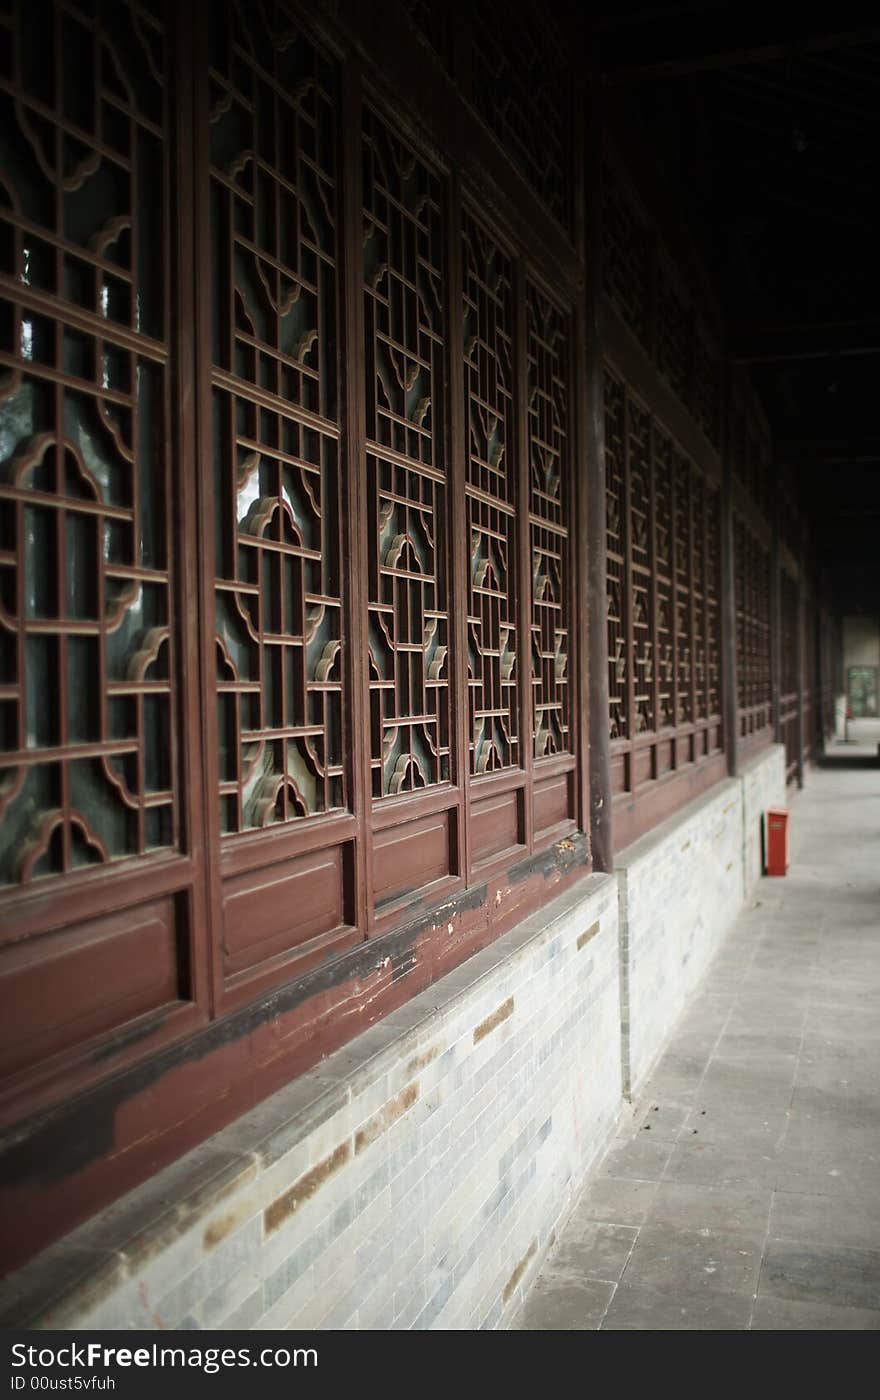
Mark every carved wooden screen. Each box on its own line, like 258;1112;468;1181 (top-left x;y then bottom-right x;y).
527;284;571;760
693;324;721;451
462;212;518;777
400;0;452;69
363;107;449;802
656;257;690;405
470;0;571;230
526;280;576;840
601;163;651;350
0;0;206;1123
362;105;462;921
732;381;772;524
654;426;675;731
0;0;586;1261
603;363;723;847
201;3;359;1008
802;589;815;764
734;517;772;746
780;568;799;782
604;371;627;742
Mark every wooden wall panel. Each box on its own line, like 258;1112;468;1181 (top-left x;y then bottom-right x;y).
372;807;456;911
470;786;524;868
221;842;354;980
0;896;184;1081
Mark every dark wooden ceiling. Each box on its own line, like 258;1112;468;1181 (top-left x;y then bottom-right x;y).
584;0;880;610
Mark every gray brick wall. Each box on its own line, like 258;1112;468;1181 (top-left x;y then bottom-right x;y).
741;744;787;893
0;876;621;1332
616;745;785;1098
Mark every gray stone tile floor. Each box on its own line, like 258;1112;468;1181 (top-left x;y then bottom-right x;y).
517;739;880;1330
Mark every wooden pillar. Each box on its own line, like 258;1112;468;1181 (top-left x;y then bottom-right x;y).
585;90;613;871
796;528;806;789
720;381;738;777
816;572;827;750
770;483;782;745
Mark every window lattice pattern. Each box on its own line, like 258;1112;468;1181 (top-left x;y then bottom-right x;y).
628;397;654;735
693;328;721;448
674;454;693;725
462;213;519;775
656;262;690;403
470;1;571;229
604;371;627;741
654;429;675;728
802;599;815;760
363;107;450;797
732;402;747;486
706;487;721;719
747;431;772;522
692;475;706;721
602;164;651;347
0;0;177;884
734;518;772;739
527;284;570;759
603;365;722;785
780;568;799;780
208;3;345;833
400;0;451;68
731;389;773;522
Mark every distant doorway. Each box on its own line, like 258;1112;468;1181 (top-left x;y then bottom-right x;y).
848;666;879;717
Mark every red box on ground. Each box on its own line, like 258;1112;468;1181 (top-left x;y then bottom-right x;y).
766;807;790;876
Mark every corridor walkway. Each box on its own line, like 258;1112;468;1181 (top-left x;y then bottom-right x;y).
517;753;880;1330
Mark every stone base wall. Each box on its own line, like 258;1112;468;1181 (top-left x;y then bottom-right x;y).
617;744;786;1098
0;878;621;1333
741;744;787;893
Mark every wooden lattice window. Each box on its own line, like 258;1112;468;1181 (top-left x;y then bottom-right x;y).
654;427;675;730
363;106;450;799
602;163;651;348
527;282;571;761
734;518;772;742
603;362;723;845
604;370;627;741
780;568;800;781
656;258;691;404
0;0;178;885
628;395;654;736
470;0;571;230
693;327;721;448
462;212;519;776
208;7;345;834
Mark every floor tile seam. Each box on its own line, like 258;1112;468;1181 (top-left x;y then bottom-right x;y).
762;1232;880;1260
775;1007;808;1157
747;1179;777;1330
595;1224;642;1329
664;998;737;1149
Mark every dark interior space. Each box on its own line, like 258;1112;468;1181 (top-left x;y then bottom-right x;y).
585;0;880;615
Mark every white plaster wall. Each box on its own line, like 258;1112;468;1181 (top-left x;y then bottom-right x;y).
617;780;743;1097
741;744;787;894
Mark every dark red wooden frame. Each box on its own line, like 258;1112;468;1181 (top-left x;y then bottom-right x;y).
0;0;592;1271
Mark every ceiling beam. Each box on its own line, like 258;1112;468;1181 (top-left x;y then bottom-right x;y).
777;439;880;467
731;320;880;364
601;27;880;84
781;456;880;466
